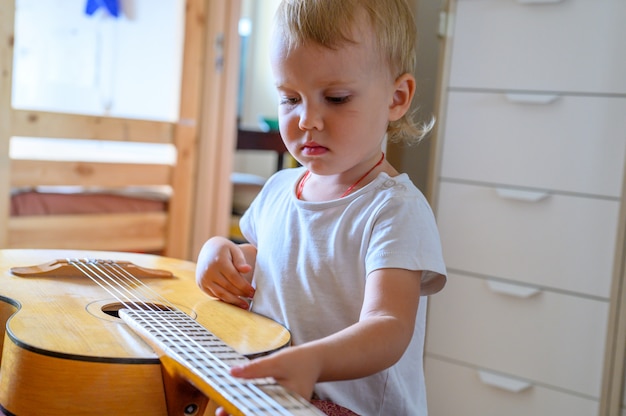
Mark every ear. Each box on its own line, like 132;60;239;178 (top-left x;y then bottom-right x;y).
388;73;416;122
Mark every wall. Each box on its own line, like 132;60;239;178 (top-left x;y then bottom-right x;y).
233;0;280;179
12;0;185;122
386;0;442;198
238;0;280;130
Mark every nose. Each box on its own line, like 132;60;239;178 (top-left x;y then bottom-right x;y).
298;101;323;131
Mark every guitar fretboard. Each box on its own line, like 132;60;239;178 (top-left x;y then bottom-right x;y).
120;309;325;416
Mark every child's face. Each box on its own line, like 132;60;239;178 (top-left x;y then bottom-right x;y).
270;23;407;177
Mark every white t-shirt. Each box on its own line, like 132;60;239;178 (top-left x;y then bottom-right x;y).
240;167;446;416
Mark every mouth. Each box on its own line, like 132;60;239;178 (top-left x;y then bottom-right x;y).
301;144;329;156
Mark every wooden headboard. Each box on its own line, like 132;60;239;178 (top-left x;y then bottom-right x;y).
0;0;242;260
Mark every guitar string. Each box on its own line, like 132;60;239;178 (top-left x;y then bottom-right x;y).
69;259;308;415
70;259;170;311
124;309;302;416
69;259;285;415
73;259;299;415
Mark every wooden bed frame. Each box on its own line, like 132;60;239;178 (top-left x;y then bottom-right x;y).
0;0;242;261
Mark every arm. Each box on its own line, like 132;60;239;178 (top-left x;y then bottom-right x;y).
195;236;258;309
229;267;422;399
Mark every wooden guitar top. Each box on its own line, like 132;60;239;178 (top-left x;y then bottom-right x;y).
0;249;291;361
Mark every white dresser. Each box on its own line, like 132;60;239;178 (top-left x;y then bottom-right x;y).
424;1;626;415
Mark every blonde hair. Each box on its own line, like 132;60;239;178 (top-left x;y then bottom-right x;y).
274;0;433;144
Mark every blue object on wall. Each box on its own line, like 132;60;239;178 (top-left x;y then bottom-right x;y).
85;0;121;17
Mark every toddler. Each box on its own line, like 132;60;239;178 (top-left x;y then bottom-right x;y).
196;0;446;414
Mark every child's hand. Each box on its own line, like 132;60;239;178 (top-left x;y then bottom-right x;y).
195;237;256;309
231;346;320;401
214;346;320;415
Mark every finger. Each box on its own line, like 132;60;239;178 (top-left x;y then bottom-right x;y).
215;406;229;416
215;267;255;300
230;356;276;379
202;278;252;309
216;246;254;296
221;268;255;298
197;254;253;298
230;248;253;275
198;266;248;296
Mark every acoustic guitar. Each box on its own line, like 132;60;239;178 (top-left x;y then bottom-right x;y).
0;249;325;416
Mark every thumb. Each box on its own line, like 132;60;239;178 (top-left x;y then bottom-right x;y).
230;247;252;274
230;359;268;380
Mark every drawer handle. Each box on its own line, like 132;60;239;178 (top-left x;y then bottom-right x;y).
487;280;541;298
505;93;560;104
495;187;550;202
516;0;565;4
478;370;533;393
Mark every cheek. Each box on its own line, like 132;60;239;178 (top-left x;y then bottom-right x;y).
278;111;298;136
277;112;302;153
339;110;380;138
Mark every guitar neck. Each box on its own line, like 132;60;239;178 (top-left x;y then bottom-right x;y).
120;309;324;416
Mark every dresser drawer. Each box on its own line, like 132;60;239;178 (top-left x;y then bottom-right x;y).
425;357;599;416
426;272;608;397
440;92;626;197
436;181;618;297
449;0;626;93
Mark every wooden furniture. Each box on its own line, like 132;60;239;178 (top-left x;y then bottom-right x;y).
237;128;288;172
0;0;242;261
425;1;626;415
229;128;289;242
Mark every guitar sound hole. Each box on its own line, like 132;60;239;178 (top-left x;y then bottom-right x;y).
101;302;173;318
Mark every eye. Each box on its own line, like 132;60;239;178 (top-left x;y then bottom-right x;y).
326;95;351;104
279;96;300;105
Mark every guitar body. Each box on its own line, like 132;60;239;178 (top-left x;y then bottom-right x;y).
0;249;292;416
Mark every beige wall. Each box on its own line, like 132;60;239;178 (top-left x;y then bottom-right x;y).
234;0;280;179
387;0;443;200
238;0;280;130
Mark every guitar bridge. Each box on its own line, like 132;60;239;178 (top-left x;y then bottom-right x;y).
10;258;173;279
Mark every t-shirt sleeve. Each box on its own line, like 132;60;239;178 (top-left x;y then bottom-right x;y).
365;195;447;296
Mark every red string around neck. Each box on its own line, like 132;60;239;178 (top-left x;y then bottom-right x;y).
296;152;385;200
